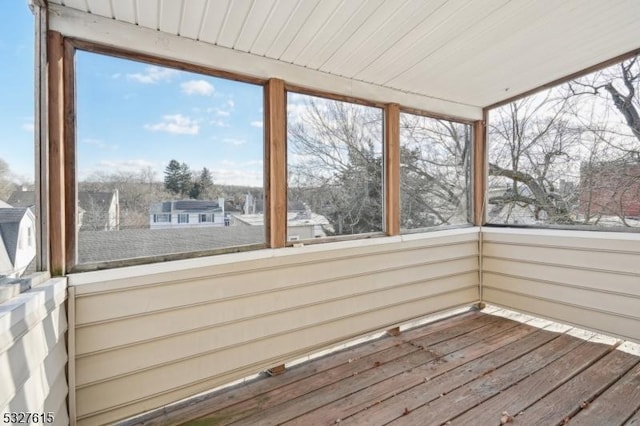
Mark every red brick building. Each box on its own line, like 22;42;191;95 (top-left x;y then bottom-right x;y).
579;161;640;218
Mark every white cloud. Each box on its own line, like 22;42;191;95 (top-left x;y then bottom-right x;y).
216;108;231;117
145;114;199;135
127;66;178;84
222;138;246;146
22;122;34;133
211;119;230;128
181;80;215;96
227;99;235;108
79;159;158;180
82;138;119;151
250;120;263;128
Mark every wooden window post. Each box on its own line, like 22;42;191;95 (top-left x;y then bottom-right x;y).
47;31;67;275
265;79;287;248
385;103;400;236
473;118;487;226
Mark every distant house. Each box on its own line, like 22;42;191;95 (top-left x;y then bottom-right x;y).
0;207;36;278
149;199;240;229
8;189;120;231
579;161;640;218
234;198;332;240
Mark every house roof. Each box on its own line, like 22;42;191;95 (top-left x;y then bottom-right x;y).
7;191;35;208
0;208;29;264
47;1;640;119
8;190;115;211
78;226;264;264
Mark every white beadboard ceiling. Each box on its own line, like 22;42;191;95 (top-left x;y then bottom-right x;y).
47;0;640;118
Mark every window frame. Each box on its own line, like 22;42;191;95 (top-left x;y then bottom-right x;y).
397;108;475;234
48;34;487;273
284;88;388;246
59;39;270;272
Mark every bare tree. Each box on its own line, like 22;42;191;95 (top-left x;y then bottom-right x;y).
288;97;383;235
488;55;640;227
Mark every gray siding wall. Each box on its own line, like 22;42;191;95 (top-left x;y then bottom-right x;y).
68;228;479;425
482;228;640;343
0;278;69;426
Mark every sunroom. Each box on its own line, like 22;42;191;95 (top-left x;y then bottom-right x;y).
1;1;640;425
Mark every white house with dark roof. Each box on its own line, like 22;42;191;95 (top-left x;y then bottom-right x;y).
149;198;237;229
0;207;36;278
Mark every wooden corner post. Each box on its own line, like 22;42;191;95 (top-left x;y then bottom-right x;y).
265;79;287;248
473;117;487;226
385;103;400;236
47;31;67;276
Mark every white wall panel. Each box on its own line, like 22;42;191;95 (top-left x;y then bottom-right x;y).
0;279;68;425
482;228;640;343
68;229;479;424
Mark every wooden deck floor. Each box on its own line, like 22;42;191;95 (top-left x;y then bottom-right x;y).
140;308;640;426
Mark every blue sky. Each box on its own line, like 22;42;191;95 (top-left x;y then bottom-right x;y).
0;1;35;184
1;2;265;188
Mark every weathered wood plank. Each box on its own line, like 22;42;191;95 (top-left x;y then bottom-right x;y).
285;321;543;425
393;336;605;425
153;311;486;425
625;410;640;425
451;338;615;425
237;320;535;426
511;350;639;425
345;328;569;426
569;360;640;426
189;312;496;425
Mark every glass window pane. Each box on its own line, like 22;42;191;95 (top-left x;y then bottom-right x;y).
287;93;383;239
399;113;471;230
0;3;37;278
488;54;640;229
76;51;265;265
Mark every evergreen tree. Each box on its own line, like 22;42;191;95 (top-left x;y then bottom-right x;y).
164;159;192;198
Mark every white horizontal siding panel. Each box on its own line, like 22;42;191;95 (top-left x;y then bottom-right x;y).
5;340;67;413
0;306;67;408
432;0;640;105
49;5;483;118
135;0;160;30
383;0;511;87
73;241;478;324
85;0;112;17
483;243;640;275
178;0;208;40
197;0;231;44
354;0;484;83
319;0;414;75
158;0;183;35
294;0;372;67
338;0;449;79
59;0;88;11
399;0;558;89
75;257;478;355
75;272;476;386
250;0;302;56
216;0;253;48
42;369;69;423
75;286;477;423
482;228;640;252
305;0;385;70
278;0;343;63
233;0;277;51
484;288;640;343
264;0;321;59
484;274;640;321
112;0;137;24
484;258;640;297
69;228;479;293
